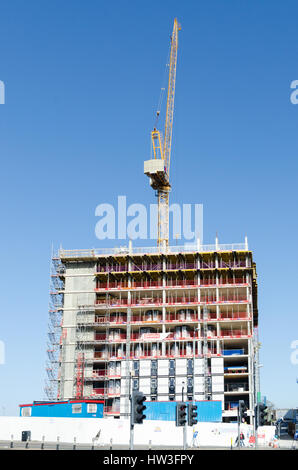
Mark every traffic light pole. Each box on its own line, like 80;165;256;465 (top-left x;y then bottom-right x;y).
130;385;147;450
183;420;187;450
237;405;240;449
129;372;134;450
182;385;187;450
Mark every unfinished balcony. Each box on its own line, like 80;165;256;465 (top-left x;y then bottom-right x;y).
218;287;249;304
219;327;250;339
218;274;249;287
95;295;129;309
165;291;199;306
224;381;249;394
131;310;162;324
219;306;250;322
165;309;197;324
130;343;162;359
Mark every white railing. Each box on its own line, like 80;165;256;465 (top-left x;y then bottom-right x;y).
58;242;248;259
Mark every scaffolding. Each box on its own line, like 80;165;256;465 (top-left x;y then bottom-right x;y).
75;352;85;399
75;308;88;399
74;298;113;409
57;327;67;399
203;305;212;400
44;251;65;400
75;306;96;399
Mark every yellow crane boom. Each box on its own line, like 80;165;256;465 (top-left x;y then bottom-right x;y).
144;18;180;248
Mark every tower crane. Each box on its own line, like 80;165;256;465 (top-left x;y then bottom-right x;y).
144;18;181;249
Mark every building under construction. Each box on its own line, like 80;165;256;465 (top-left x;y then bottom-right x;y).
44;19;260;425
45;237;259;424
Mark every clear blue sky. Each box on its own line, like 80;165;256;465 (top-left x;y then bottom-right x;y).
0;0;297;415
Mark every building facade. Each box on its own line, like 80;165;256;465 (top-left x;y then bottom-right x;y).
45;240;259;423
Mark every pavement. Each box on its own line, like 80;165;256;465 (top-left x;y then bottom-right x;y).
0;439;297;451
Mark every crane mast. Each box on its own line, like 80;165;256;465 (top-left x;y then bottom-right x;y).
144;18;180;248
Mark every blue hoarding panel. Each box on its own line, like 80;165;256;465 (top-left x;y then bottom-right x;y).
196;401;222;422
20;400;221;422
19;401;104;418
144;400;222;422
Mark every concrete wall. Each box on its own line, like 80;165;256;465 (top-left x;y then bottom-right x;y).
61;261;95;399
0;417;275;448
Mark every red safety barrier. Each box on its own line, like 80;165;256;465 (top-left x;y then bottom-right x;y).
218;261;247;268
131;298;162;306
219;312;248;320
95;333;107;341
200;296;217;303
165;263;197;270
94;352;108;359
108;333;126;341
92;370;106;377
94;317;108;324
95;282;130;290
167;280;197;287
92;388;105;395
166;313;197;322
166;296;198;304
95;298;129;306
130;315;162;323
218;296;248;302
220;330;248;337
219;277;247;285
200;279;217;286
132;280;161;288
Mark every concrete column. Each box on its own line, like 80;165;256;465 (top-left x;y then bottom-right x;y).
215;234;219;252
245;235;248;251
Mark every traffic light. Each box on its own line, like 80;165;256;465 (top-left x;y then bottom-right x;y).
239;400;248;422
176;402;187;427
257;403;268;426
188;403;198;426
132;391;147;424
